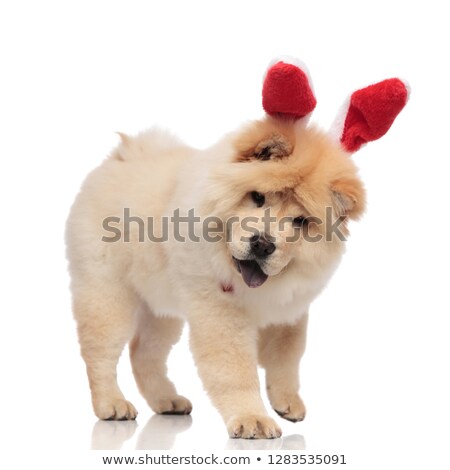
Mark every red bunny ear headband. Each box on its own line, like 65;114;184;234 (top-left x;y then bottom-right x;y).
262;56;410;153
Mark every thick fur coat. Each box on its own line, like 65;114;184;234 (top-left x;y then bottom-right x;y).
66;117;365;438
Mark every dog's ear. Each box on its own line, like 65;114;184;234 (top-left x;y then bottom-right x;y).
330;78;410;153
236;133;293;162
330;177;366;220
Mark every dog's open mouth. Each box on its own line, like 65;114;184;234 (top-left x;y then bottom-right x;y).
233;257;268;288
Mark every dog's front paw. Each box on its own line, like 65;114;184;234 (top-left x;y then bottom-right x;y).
270;391;306;422
94;398;138;421
227;415;282;439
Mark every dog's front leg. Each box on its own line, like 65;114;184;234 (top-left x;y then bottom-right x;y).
258;313;308;423
188;297;281;439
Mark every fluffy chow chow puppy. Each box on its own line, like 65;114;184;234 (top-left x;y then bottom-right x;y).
66;58;408;438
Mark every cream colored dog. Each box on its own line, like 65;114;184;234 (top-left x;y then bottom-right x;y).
66;58;408;438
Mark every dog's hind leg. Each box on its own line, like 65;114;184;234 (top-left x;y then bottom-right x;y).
130;305;192;415
73;278;138;420
258;313;308;423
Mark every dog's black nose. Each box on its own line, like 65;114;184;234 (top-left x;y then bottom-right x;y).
250;234;276;258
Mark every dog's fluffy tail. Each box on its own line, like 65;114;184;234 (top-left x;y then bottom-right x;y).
112;127;185;162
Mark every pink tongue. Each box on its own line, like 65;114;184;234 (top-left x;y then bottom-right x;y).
238;260;268;288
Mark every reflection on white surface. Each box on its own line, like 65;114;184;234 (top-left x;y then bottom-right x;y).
225;434;305;451
91;420;138;450
91;415;306;451
280;434;307;450
136;415;193;450
91;415;192;450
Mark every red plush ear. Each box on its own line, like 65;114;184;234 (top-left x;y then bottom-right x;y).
333;78;410;153
262;58;317;120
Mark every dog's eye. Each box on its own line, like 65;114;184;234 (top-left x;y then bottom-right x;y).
251;191;265;207
293;216;307;228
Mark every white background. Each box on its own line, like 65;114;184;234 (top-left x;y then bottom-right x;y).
1;1;449;468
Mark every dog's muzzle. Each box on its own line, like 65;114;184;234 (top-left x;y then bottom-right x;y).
249;233;276;258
